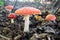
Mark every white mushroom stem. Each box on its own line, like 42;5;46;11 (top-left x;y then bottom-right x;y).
11;19;14;23
8;10;11;13
24;15;30;32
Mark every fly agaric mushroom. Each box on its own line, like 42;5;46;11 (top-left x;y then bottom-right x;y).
8;13;16;23
45;14;56;21
5;5;13;13
15;7;41;32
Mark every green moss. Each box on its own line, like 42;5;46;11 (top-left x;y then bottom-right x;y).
56;15;60;21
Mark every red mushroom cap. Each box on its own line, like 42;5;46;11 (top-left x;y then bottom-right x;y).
15;7;41;15
45;14;56;21
5;5;13;10
8;13;16;19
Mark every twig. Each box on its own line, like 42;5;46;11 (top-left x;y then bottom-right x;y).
14;35;21;40
0;35;10;40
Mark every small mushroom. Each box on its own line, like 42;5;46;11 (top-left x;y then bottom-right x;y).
45;14;56;21
5;5;13;13
8;13;16;23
